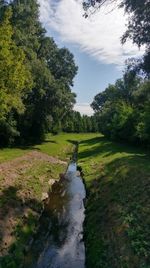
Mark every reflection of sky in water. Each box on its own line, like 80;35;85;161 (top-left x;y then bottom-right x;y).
24;162;86;268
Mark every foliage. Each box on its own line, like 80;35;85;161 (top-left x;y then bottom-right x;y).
0;7;33;146
62;111;98;133
0;0;78;146
91;67;150;146
0;8;32;118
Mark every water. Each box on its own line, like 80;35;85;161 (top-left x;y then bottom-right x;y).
24;162;86;268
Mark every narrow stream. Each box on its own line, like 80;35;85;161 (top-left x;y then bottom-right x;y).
24;162;86;268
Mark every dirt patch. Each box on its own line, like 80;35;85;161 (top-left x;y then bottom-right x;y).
0;151;66;188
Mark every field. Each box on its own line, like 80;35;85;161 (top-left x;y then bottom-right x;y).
0;133;150;267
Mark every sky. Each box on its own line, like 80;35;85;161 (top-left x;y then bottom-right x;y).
38;0;144;115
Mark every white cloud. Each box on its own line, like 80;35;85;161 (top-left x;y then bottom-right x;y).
74;103;94;116
38;0;144;66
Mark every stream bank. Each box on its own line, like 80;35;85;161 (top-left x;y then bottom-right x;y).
23;161;86;268
0;152;67;268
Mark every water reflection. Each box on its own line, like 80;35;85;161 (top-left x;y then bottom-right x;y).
24;162;86;268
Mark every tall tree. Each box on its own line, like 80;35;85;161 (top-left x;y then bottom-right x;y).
7;0;77;142
10;0;45;57
0;0;78;145
0;8;32;119
91;65;150;145
0;7;32;145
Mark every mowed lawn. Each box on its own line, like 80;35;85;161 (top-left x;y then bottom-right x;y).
78;135;150;268
0;133;98;163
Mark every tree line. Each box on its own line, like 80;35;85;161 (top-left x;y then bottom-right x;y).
63;111;98;133
83;0;150;147
0;0;79;146
91;64;150;146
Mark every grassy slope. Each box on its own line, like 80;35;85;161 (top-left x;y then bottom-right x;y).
0;133;97;267
0;134;72;267
78;134;150;268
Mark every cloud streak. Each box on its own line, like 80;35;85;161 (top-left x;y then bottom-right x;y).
38;0;144;66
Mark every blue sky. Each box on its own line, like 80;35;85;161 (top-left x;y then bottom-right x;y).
69;46;122;103
38;0;144;115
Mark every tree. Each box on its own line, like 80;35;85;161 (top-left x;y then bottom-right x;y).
47;47;78;87
0;0;78;145
10;0;45;57
6;0;77;142
91;84;123;112
136;101;150;144
0;8;32;145
0;8;32;119
91;65;150;145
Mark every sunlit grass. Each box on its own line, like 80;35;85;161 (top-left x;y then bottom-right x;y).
0;133;99;163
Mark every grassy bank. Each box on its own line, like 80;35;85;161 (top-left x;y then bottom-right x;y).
1;133;150;267
0;133;74;164
0;133;97;267
78;134;150;268
0;133;73;267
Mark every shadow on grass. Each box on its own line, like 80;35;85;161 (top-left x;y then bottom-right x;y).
67;139;78;146
39;139;57;144
0;138;57;152
0;177;70;267
17;139;57;150
0;186;43;268
86;155;150;267
78;136;148;160
81;137;150;267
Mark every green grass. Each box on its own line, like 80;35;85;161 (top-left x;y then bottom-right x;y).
34;133;100;160
0;148;31;163
77;134;150;268
0;133;98;268
0;133;98;163
1;133;150;267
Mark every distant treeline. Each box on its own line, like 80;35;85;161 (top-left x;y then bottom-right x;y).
0;0;79;146
62;111;98;133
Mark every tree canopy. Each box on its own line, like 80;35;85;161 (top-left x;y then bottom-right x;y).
83;0;150;146
91;66;150;146
0;0;78;146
